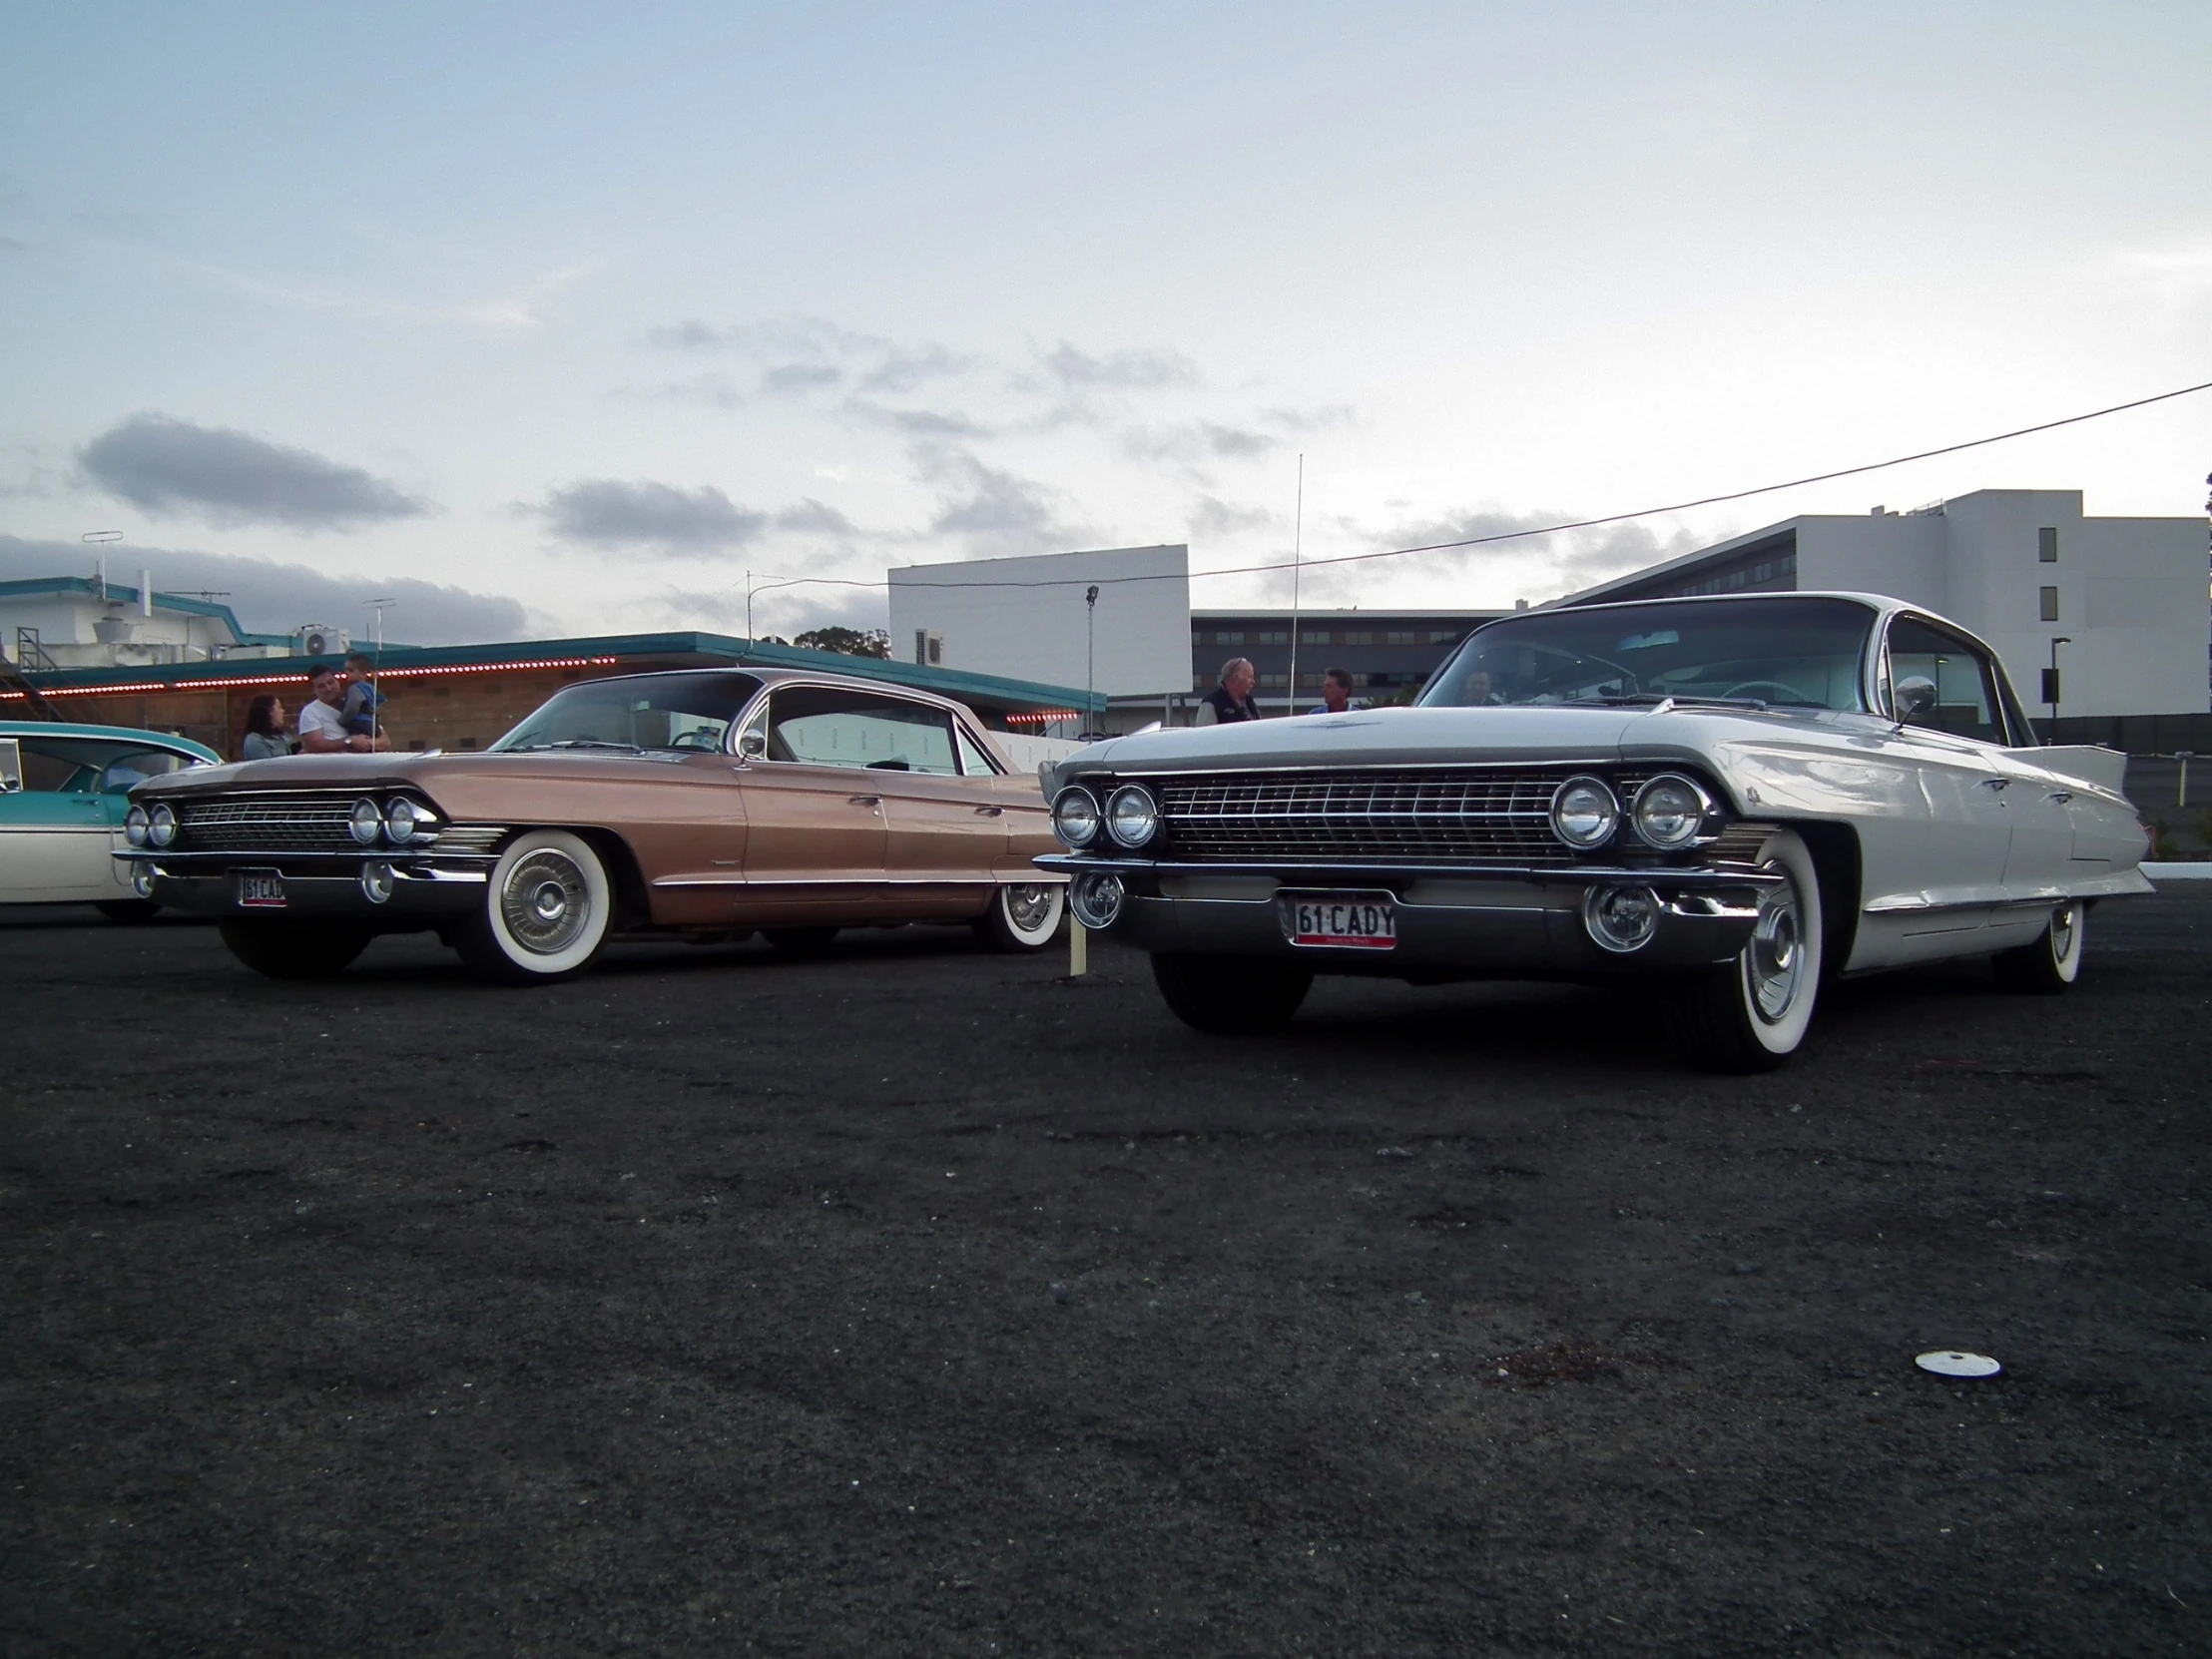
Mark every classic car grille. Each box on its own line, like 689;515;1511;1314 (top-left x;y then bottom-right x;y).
181;794;362;851
1150;768;1657;865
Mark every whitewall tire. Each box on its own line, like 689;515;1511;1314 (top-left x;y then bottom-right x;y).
974;882;1066;951
455;830;614;984
1993;899;2084;994
1664;827;1823;1072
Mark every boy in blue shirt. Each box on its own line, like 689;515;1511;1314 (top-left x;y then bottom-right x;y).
339;652;386;742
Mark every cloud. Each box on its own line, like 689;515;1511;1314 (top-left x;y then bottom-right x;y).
1262;402;1358;433
0;234;28;257
1120;420;1281;465
78;414;428;531
859;345;975;393
0;533;529;645
774;497;861;536
1039;340;1198;390
843;398;995;439
1188;496;1281;539
167;255;600;331
911;443;1087;554
539;480;768;554
653;579;889;640
1334;505;1705;602
761;361;842;395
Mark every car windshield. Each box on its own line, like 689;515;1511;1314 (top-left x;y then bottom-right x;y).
1417;597;1876;713
490;672;764;754
13;736;202;793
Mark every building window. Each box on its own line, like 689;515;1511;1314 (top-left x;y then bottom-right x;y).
1301;630;1330;646
1255;630;1289;645
2038;527;2058;563
2039;586;2060;622
1258;673;1288;688
1194;673;1211;691
1383;630;1415;645
1429;630;1458;644
1343;630;1374;646
1214;630;1244;646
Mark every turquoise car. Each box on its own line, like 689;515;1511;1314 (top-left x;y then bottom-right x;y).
0;721;222;917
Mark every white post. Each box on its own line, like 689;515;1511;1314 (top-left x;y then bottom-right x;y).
1286;453;1304;716
139;571;153;619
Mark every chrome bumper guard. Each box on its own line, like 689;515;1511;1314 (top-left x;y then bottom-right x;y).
1032;852;1781;974
117;846;493;923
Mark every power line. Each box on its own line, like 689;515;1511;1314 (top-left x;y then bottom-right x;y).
738;372;2212;601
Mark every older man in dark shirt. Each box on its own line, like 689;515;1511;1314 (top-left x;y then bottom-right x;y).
1196;657;1260;725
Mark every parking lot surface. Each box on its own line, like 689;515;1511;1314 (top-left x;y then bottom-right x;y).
3;896;2208;1657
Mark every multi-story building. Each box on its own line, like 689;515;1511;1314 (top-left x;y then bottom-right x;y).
1184;607;1508;716
1558;488;2207;722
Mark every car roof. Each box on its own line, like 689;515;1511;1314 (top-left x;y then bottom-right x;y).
0;720;222;760
1528;589;1990;636
553;664;985;720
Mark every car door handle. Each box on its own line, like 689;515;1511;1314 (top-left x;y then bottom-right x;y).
2046;790;2074;804
974;806;1003;817
847;796;881;808
1978;777;2010;791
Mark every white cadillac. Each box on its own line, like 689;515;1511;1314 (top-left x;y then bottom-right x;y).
1036;592;2150;1071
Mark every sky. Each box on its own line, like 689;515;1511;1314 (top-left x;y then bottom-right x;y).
1;2;2206;645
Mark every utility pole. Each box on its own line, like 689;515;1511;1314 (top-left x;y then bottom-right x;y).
2044;636;2071;726
1285;454;1304;716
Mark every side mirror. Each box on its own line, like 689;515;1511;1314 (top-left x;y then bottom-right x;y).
1894;677;1937;721
0;737;20;793
737;729;768;761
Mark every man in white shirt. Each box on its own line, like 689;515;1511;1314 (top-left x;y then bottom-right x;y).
298;664;390;754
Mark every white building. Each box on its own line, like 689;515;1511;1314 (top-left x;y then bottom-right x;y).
887;545;1191;709
0;574;345;671
1561;489;2207;719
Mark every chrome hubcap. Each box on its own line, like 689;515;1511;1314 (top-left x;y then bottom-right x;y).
1005;883;1055;932
502;850;590;954
1748;871;1804;1023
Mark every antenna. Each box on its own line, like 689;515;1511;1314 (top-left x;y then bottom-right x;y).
363;598;396;746
1285;455;1304;716
83;530;122;600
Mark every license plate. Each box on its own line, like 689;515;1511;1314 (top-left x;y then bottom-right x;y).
238;870;286;909
1282;891;1396;949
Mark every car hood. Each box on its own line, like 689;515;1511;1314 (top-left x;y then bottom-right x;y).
128;748;705;801
1050;703;1878;792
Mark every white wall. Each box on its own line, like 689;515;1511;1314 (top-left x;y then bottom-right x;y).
1795;491;2207;718
888;544;1190;698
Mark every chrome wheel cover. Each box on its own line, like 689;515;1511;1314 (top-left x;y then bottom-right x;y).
2049;901;2078;964
501;849;591;955
1005;883;1056;932
1747;867;1805;1023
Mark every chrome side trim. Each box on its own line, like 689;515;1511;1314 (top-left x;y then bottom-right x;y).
1036;852;1781;890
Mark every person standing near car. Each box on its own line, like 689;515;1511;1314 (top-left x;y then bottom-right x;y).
298;665;389;754
1196;657;1260;725
240;695;293;760
1308;667;1356;715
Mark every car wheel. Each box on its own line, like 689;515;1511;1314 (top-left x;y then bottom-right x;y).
95;899;161;923
219;919;372;979
1991;899;2084;994
1150;952;1314;1035
764;926;840;958
1663;827;1823;1073
453;830;614;984
973;882;1066;951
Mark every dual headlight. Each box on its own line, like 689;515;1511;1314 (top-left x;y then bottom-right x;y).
1051;783;1158;849
350;797;437;846
1549;773;1716;852
125;804;177;847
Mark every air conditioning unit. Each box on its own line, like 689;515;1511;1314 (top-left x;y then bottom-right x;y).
295;624;349;657
914;629;944;668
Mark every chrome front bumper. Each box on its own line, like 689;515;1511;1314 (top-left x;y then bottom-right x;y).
116;847;492;924
1032;853;1782;976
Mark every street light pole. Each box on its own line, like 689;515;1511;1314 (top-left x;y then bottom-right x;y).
2044;636;2071;727
1084;584;1099;739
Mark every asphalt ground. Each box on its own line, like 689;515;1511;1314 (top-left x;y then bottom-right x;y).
2;893;2208;1658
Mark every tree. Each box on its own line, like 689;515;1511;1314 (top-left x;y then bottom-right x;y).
793;626;891;660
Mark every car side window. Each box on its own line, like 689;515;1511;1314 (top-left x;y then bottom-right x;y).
955;729;1001;777
96;749;194;794
1886;617;2004;744
766;687;960;775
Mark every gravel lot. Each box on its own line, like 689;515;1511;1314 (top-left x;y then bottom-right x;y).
3;893;2207;1657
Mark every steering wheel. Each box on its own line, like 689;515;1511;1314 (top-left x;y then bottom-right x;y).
669;731;718;751
1719;681;1802;704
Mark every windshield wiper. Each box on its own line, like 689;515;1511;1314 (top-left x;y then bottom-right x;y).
509;739;645;753
1566;693;1781;711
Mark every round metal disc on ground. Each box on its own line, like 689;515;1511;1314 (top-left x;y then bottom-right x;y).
1916;1350;2001;1378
